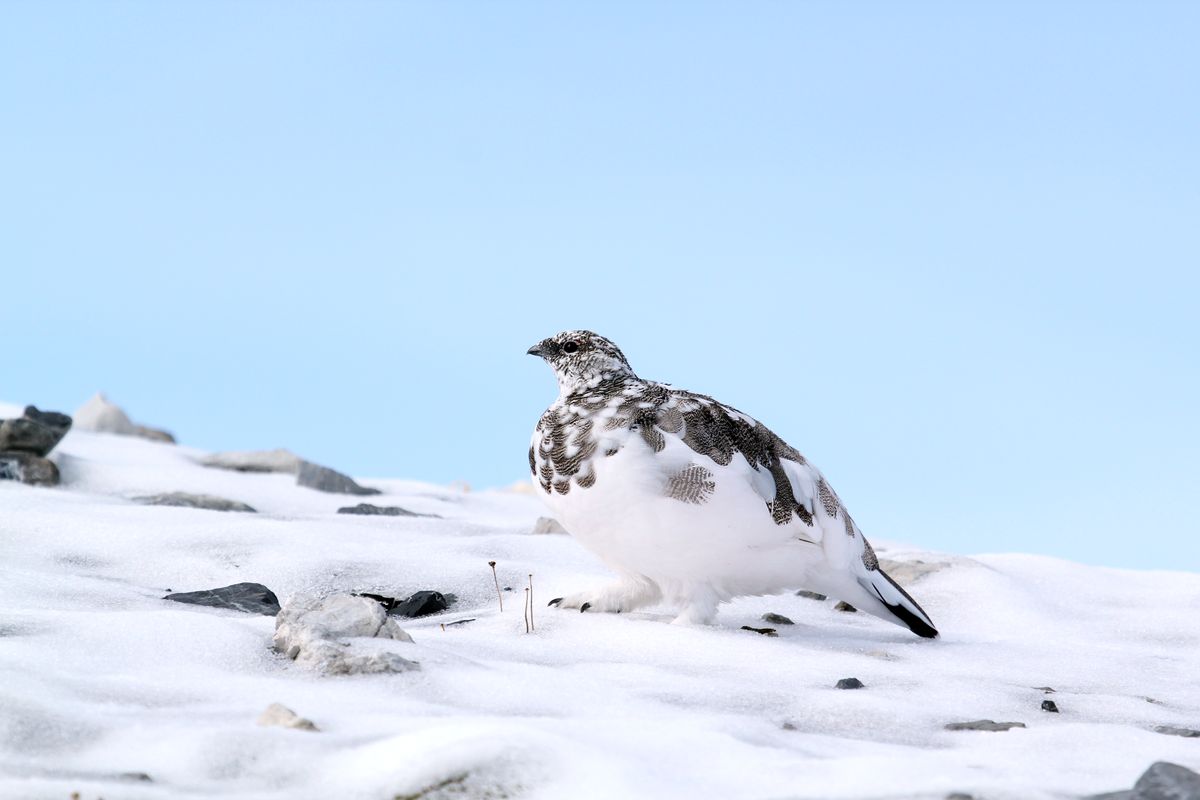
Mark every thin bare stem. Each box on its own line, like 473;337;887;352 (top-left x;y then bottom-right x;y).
489;561;503;612
523;588;530;634
528;573;535;631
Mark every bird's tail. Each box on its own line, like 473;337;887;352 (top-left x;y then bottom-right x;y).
855;566;939;639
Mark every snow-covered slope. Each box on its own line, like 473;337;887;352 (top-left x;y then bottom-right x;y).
1;413;1197;800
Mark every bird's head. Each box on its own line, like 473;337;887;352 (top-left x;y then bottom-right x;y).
527;330;635;393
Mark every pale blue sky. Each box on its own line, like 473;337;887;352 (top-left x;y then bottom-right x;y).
2;3;1197;570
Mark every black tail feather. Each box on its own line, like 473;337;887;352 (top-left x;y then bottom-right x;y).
870;570;939;639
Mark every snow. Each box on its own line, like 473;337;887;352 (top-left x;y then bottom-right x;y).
1;411;1198;799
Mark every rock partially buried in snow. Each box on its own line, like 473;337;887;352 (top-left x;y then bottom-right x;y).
257;703;319;732
200;448;304;474
74;392;135;435
273;594;418;675
136;492;256;513
0;451;60;486
944;720;1027;732
877;557;950;584
796;590;827;601
836;678;865;690
296;460;381;496
532;516;568;534
359;590;454;618
762;612;794;626
73;393;175;443
337;503;436;517
834;601;857;613
1153;725;1200;738
0;406;72;456
165;583;281;615
1086;761;1200;800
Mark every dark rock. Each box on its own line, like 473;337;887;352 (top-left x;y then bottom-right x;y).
1130;761;1200;799
0;406;72;456
740;625;778;637
135;492;256;513
762;612;794;625
1041;700;1059;713
1154;725;1200;738
781;721;798;731
834;601;857;613
836;678;865;690
1088;761;1200;800
796;590;827;601
944;720;1027;732
297;461;381;496
0;452;60;486
119;772;154;783
360;590;454;618
393;590;452;617
165;582;280;615
337;503;436;517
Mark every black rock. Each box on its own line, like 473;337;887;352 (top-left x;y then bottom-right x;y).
337;503;436;517
1041;700;1059;713
836;677;865;690
164;582;280;615
393;590;452;617
0;452;60;486
740;625;778;637
297;461;381;496
360;590;454;618
0;406;72;456
762;612;794;626
796;590;827;601
834;601;857;613
135;492;256;513
944;720;1027;732
1154;725;1200;738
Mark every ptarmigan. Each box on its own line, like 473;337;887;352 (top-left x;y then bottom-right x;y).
527;330;938;638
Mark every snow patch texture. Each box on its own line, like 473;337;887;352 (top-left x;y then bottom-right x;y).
0;408;1197;799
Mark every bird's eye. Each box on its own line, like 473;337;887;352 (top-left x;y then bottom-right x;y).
562;341;579;354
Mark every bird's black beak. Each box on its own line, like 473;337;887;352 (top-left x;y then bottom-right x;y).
527;344;546;357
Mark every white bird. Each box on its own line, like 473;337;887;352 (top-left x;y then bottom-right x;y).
527;330;938;638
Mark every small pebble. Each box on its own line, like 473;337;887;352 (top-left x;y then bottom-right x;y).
1041;700;1059;713
834;601;857;613
796;590;827;601
761;612;794;625
836;677;865;690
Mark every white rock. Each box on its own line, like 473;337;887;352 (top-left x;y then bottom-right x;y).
256;702;318;731
273;594;418;675
200;448;304;474
73;392;136;435
532;516;568;535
